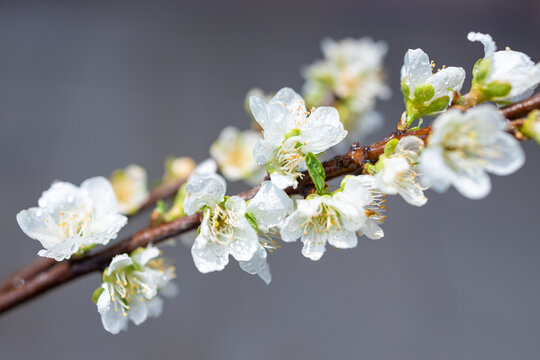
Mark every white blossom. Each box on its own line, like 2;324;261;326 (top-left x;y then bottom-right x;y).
210;126;265;185
280;176;375;261
468;32;540;103
110;164;149;215
250;87;347;189
302;37;391;114
401;48;465;120
95;245;177;334
419;104;525;199
374;136;427;206
184;172;259;273
16;177;127;261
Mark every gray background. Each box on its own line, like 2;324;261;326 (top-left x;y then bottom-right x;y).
0;0;539;359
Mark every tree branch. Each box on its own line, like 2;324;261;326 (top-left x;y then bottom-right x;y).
0;93;539;315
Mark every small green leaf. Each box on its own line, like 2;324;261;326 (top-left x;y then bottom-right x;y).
384;138;399;157
245;212;259;232
305;152;326;194
413;83;435;103
92;287;104;304
484;81;511;98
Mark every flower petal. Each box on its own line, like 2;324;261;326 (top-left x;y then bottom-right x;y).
184;173;226;215
246;181;293;232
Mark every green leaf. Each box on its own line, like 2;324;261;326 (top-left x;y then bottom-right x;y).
484;81;511;98
413;83;435;103
305;152;326;194
245;212;259;232
92;287;104;304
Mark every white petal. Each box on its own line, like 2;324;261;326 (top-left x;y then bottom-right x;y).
16;208;59;249
359;220;384;240
327;229;358;249
256;262;272;285
37;181;83;210
483;133;525;176
418;148;452;193
97;288;128;334
238;245;267;275
253;139;276;165
106;254;132;275
270;172;297;190
145;297;163;318
280;211;304;242
301;232;327;261
184;173;226;215
81;176;121;217
401;48;432;91
246;181;293;232
452;168;492;199
128;296;149;326
425;66;466;100
191;235;230;273
228;219;259;262
270;87;307;115
131;245;159;267
300;107;347;153
395;136;424;154
468;32;496;58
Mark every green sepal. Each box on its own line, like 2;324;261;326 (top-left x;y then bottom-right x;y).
384;138;399;157
245;212;259;232
483;81;512;98
424;96;450;115
197;226;201;235
520;109;540;144
472;58;491;85
363;163;378;175
401;78;410;102
413;83;435;103
305;152;326;194
92;287;105;304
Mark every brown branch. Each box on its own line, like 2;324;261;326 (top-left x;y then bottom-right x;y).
0;94;539;315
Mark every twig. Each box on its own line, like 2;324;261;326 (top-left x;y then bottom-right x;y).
0;93;539;314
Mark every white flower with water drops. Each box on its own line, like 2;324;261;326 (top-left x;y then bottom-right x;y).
250;87;347;189
110;164;149;215
94;245;177;334
401;48;465;124
419;104;525;199
373;136;428;207
467;32;540;103
184;172;259;273
210;126;265;185
280;176;375;261
16;177;127;261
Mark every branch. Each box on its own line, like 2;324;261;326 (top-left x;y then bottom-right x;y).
0;94;538;314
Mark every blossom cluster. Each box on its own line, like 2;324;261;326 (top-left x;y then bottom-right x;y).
13;31;539;334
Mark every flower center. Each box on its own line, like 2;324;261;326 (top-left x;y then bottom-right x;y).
275;139;306;179
57;209;92;239
303;203;341;235
208;204;237;245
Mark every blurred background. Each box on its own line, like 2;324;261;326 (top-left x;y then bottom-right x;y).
1;0;540;359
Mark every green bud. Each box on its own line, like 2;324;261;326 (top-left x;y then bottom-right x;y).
520;109;540;144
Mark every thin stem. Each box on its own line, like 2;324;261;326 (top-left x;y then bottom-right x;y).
0;93;538;315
